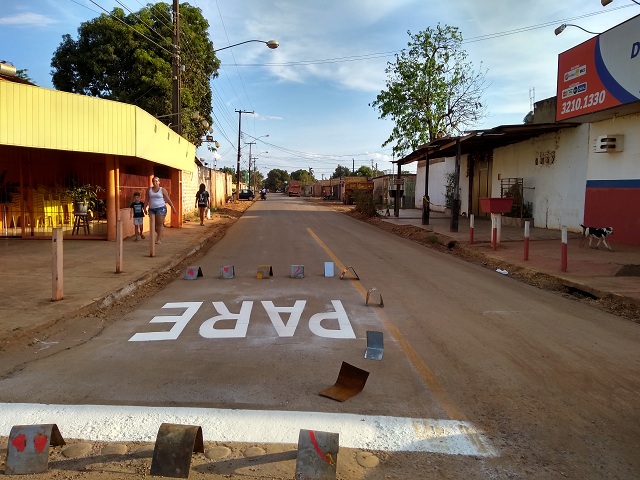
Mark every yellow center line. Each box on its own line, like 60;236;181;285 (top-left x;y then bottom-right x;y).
307;227;468;422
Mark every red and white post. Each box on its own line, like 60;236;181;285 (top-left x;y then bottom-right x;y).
524;220;530;261
561;225;568;272
491;214;498;251
469;214;475;244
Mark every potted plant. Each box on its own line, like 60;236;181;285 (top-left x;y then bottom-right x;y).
63;183;104;214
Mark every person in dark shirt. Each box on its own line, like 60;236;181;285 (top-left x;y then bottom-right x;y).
130;192;146;241
195;183;210;226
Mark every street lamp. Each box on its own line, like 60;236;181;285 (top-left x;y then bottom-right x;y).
602;0;640;5
215;39;279;52
554;24;601;35
223;41;278;199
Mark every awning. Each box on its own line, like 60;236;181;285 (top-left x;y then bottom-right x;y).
396;123;580;165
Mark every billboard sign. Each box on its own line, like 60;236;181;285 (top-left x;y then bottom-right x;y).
556;14;640;121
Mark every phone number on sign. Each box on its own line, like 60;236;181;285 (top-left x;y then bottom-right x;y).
560;90;606;115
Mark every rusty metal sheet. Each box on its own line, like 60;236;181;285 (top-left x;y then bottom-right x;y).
365;288;384;308
149;423;204;479
220;265;235;279
364;331;384;361
6;424;65;475
339;266;359;280
184;266;203;279
291;265;305;278
295;429;339;479
319;362;369;402
257;265;273;279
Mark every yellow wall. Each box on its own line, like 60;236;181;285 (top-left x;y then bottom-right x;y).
0;82;194;171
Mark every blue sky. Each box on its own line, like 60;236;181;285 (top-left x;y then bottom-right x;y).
1;1;638;179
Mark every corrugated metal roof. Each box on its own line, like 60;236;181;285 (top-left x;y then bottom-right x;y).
396;123;580;165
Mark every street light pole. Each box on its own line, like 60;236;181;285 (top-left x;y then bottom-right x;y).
171;0;181;135
236;110;254;198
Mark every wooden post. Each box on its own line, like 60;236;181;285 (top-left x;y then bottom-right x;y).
150;213;156;257
469;214;474;244
52;228;63;301
561;225;568;272
524;220;530;261
116;220;123;273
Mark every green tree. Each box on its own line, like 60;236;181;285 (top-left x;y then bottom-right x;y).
370;25;487;158
331;165;351;179
266;169;290;191
291;169;315;185
50;3;219;146
15;69;34;83
220;166;236;183
354;166;373;177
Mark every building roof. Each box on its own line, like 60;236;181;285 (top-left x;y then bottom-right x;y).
396;122;580;165
0;82;195;171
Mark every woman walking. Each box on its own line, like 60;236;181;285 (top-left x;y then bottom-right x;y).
195;183;210;226
144;176;176;244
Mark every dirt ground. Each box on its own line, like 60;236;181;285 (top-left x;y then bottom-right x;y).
1;197;638;479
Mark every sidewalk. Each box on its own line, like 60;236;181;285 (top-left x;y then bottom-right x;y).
0;205;638;344
0;216;234;341
381;209;640;305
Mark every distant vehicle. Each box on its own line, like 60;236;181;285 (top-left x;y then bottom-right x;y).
288;180;301;197
238;189;254;200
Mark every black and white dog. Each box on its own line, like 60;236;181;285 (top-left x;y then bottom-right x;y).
579;224;613;251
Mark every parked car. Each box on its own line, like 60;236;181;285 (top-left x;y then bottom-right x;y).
238;189;254;200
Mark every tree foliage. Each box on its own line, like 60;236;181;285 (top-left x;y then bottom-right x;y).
370;25;487;158
266;169;290;191
331;165;351;179
291;169;315;185
50;2;219;146
354;165;373;177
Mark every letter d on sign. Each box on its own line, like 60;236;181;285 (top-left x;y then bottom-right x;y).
632;42;640;59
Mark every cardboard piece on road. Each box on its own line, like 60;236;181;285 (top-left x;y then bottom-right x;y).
291;265;305;279
365;287;384;307
257;265;273;279
295;429;339;479
6;424;65;475
364;331;384;360
184;266;203;280
150;423;204;479
324;262;334;277
220;265;235;279
339;266;359;280
319;362;369;402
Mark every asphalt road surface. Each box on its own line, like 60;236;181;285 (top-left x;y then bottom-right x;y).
1;195;639;479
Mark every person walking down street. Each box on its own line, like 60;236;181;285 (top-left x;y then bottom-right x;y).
195;183;210;226
130;191;146;241
144;176;176;244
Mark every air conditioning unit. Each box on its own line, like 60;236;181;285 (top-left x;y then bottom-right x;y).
594;134;624;153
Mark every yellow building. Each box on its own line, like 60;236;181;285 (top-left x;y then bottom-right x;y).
0;80;195;240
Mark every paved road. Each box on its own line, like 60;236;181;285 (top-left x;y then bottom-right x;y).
1;195;639;478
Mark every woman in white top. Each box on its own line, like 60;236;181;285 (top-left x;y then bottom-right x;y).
144;176;176;244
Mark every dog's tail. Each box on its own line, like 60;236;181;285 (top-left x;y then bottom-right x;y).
580;223;586;233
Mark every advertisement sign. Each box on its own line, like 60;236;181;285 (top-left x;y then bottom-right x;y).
556;14;640;121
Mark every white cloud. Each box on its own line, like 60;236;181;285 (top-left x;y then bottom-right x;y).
0;12;58;27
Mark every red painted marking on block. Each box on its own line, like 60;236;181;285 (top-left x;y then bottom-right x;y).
224;267;229;272
34;434;48;453
309;430;332;465
188;268;194;276
12;434;27;452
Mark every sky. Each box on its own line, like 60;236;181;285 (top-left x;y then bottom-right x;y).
1;1;638;179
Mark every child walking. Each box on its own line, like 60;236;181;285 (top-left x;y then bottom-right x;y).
130;192;146;241
195;183;210;226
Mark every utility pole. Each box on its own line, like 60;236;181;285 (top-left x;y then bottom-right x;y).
171;0;181;135
235;110;254;197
